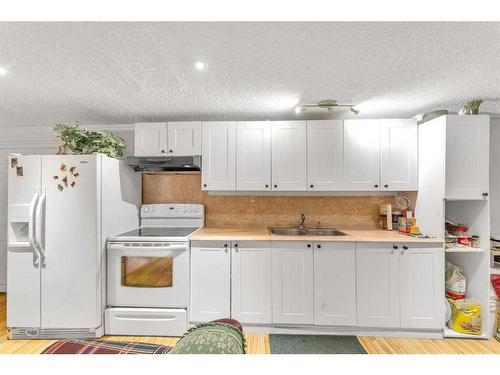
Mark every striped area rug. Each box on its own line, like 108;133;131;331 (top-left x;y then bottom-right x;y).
41;339;172;354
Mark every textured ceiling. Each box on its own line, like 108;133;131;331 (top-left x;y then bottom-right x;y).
1;22;500;126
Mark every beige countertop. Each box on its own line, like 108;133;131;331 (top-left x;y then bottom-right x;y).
190;227;443;243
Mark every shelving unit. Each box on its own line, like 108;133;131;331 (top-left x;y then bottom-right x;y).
443;327;488;339
444;200;490;338
415;114;491;340
445;247;485;253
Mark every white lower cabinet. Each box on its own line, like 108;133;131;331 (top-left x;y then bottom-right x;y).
356;243;400;328
189;239;444;334
272;242;314;325
399;244;444;329
231;241;272;324
190;241;231;322
356;242;444;330
314;242;356;326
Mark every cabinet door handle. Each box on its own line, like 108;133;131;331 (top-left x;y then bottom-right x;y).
265;184;269;188
482;192;489;197
203;184;207;187
274;184;278;188
234;243;238;248
317;244;321;249
392;245;398;250
374;184;379;188
169;149;173;153
307;244;312;248
402;245;408;250
310;184;314;188
384;184;389;188
161;150;166;154
223;243;228;248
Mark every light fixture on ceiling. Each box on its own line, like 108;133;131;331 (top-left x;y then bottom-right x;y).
0;66;8;76
295;99;359;115
194;61;207;71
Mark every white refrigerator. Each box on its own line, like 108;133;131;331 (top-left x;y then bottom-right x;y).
6;154;140;339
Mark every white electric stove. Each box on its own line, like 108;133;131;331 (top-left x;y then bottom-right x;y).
105;203;204;337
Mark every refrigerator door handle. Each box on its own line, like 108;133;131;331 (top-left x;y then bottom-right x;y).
28;187;41;265
35;187;47;263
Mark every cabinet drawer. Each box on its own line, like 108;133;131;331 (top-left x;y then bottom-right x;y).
105;307;187;337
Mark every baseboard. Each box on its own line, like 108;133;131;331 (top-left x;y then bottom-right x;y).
190;320;444;339
0;284;6;293
240;324;444;339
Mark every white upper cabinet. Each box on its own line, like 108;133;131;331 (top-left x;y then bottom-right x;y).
134;122;201;156
236;122;272;191
231;241;272;324
167;121;202;156
199;118;419;192
314;242;356;326
445;115;489;200
344;120;381;191
202;121;237;190
272;241;314;325
380;119;418;191
134;122;168;156
271;121;307;191
307;120;344;191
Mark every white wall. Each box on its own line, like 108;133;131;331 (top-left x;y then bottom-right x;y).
490;117;500;239
0;124;134;292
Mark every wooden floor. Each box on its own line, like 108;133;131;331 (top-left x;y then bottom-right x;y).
0;293;499;354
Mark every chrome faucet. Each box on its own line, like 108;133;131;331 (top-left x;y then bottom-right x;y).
298;213;306;230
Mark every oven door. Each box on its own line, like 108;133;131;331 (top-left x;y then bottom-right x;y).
107;242;189;308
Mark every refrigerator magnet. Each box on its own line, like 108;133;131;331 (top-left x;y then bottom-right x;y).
11;158;18;168
16;166;23;176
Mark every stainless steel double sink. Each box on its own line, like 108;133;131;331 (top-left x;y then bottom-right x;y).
269;227;346;236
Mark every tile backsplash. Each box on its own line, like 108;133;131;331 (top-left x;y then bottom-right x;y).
142;173;406;229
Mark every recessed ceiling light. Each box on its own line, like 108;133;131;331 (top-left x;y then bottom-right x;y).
194;61;206;71
0;66;7;76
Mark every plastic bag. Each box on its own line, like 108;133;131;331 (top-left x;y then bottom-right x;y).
445;261;466;299
448;298;482;335
491;275;500;300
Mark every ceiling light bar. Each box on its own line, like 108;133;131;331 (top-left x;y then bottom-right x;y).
295;99;359;115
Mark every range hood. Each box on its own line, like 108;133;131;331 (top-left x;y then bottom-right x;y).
127;155;201;172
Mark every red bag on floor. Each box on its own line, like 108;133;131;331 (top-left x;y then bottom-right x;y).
492;275;500;299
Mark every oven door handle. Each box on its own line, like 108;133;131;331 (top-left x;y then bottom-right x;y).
108;244;187;252
114;315;179;322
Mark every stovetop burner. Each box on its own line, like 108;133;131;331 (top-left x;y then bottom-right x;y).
118;227;199;238
107;226;201;242
108;203;204;243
